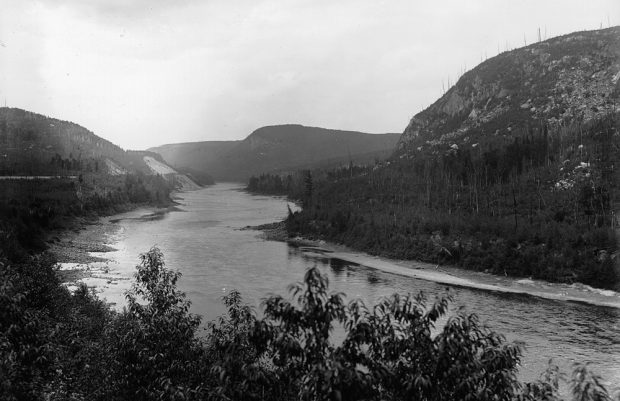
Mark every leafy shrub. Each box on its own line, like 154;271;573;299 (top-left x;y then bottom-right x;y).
102;247;204;400
1;248;617;400
0;262;53;401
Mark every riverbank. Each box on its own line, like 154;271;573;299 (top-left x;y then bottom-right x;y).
50;203;179;305
252;222;620;309
37;182;619;391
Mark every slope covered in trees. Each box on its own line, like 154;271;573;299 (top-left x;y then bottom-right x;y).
0;107;200;187
0;108;165;176
252;115;619;290
249;28;620;290
150;125;400;182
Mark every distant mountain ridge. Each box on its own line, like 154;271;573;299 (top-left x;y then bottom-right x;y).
150;125;400;181
397;26;620;155
148;140;239;181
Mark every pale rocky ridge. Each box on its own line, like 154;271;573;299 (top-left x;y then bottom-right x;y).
397;27;620;155
142;156;200;191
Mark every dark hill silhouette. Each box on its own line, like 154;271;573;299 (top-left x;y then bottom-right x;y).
150;125;400;182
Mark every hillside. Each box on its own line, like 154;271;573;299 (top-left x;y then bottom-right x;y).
149;125;400;181
0;108;202;260
0;107;198;190
149;141;239;171
148;141;237;183
397;26;620;156
263;28;620;290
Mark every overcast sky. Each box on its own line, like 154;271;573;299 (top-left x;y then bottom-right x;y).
1;0;618;149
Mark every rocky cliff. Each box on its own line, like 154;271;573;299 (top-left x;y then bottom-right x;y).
397;27;620;155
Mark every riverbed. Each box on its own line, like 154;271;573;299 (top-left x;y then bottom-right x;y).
56;183;620;387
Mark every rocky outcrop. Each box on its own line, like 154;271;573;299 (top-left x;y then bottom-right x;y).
142;156;200;191
397;27;620;155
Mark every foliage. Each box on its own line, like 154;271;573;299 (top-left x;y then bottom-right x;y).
204;290;272;400
1;247;617;400
519;361;565;401
569;363;614;401
247;267;524;401
102;247;204;400
0;262;53;401
0;171;172;264
0;255;112;401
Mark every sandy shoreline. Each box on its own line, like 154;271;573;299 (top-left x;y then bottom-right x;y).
272;232;620;310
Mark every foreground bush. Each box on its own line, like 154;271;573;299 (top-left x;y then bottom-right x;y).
1;248;617;400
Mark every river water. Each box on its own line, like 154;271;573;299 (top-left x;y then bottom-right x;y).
76;183;619;387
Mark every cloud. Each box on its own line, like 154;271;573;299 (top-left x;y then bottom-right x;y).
1;0;619;149
47;0;196;24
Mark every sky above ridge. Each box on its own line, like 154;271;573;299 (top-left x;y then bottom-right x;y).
1;0;618;149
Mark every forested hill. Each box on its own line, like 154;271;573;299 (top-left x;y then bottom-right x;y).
397;26;620;156
0;107;201;187
0;108;199;258
251;28;620;290
149;125;400;181
0;108;166;176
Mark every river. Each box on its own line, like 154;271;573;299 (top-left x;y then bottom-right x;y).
67;183;620;387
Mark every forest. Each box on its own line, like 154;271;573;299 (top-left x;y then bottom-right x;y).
2;246;617;400
249;115;620;290
0;169;173;262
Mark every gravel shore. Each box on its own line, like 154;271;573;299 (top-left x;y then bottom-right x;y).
48;218;119;264
245;221;288;241
49;205;176;299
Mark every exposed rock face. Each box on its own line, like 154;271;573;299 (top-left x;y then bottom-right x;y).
397;27;620;155
104;158;127;175
142;156;200;190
